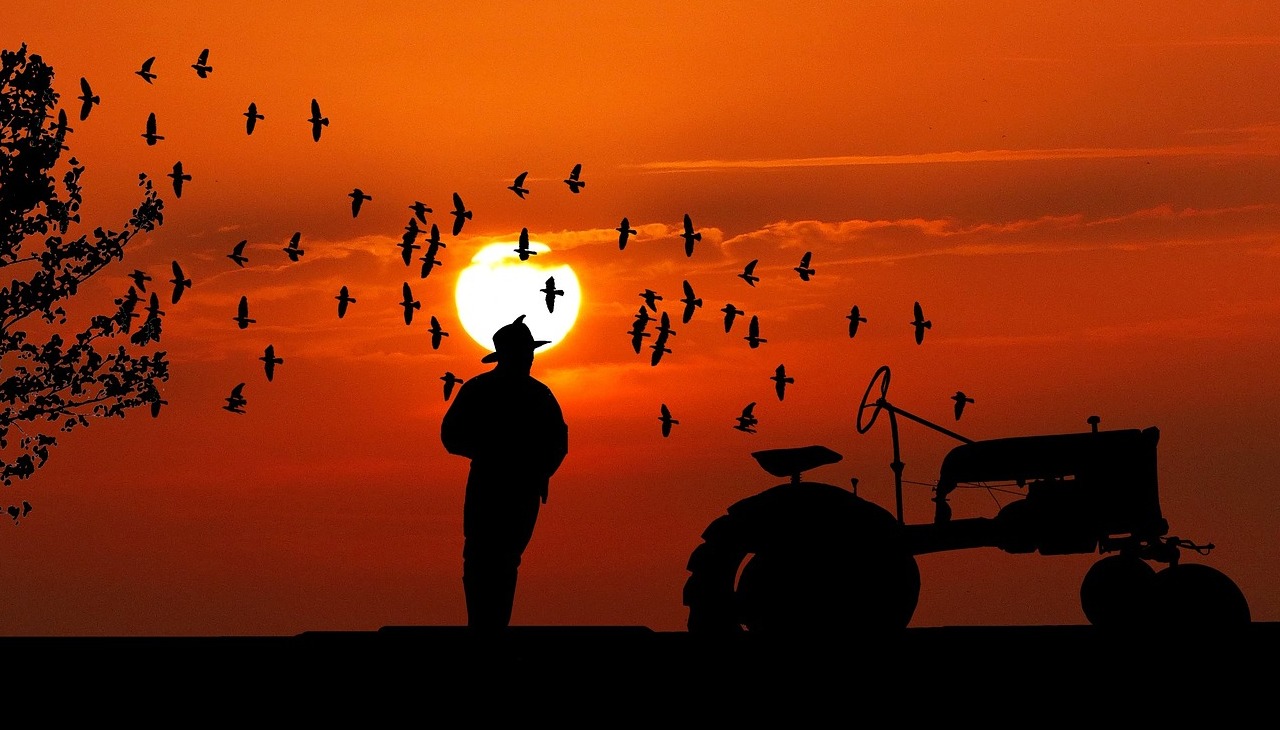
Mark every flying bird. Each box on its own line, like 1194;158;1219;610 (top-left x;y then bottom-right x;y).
191;48;213;78
770;364;794;401
260;345;284;382
563;163;585;193
129;269;152;292
639;288;662;312
223;383;247;414
721;303;744;333
283;231;304;262
77;77;99;120
145;292;164;319
952;391;974;421
233;295;254;329
680;214;701;257
679;280;702;324
244;102;264;134
308;98;329;142
227;239;249;268
449;192;472;235
135;56;157;84
734;402;758;433
336;286;356;318
349;188;372;217
149;392;168;417
627;321;651;354
911;301;932;345
847;305;867;339
655;311;676;340
515;227;537;261
744;315;766;348
441;371;464;401
542;277;564;313
168;161;191;198
738;259;760;287
633;306;654;330
428;316;449;350
399;218;423;265
659;404;679;438
400;282;420;325
142;112;163;145
508;171;529;198
794;251;815;281
168;261;191;304
616;218;637;250
53;108;73;138
649;338;672;367
409;201;432;224
419;248;443;278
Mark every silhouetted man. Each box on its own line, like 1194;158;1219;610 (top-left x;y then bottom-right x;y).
441;314;568;631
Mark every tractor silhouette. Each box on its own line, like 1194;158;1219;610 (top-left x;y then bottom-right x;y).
683;365;1250;636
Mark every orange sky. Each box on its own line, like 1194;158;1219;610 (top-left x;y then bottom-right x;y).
2;2;1278;635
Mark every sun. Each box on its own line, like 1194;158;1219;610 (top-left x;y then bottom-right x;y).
455;241;581;356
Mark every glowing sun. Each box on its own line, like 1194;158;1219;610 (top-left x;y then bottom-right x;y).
455;241;581;355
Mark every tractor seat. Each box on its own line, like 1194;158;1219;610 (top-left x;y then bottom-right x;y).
751;445;843;480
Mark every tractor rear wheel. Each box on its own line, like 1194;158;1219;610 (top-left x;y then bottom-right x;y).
683;482;920;638
1149;563;1250;630
1080;554;1156;629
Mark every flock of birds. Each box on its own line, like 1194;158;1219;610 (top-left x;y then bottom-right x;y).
66;48;973;435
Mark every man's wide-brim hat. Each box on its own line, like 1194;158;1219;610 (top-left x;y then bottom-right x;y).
481;314;551;363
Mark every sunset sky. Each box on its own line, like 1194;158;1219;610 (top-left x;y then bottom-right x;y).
2;2;1278;635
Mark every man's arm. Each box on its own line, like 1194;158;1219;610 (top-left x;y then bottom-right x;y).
440;382;479;459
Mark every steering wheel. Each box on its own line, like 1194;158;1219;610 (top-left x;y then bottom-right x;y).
856;365;892;434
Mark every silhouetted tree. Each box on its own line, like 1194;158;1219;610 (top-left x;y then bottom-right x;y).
1;44;168;519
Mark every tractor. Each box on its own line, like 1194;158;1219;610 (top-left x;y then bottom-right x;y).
682;365;1250;636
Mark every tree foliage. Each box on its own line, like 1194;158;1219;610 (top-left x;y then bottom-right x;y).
1;44;168;516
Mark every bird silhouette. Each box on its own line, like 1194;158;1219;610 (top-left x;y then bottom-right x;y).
449;192;472;235
655;311;676;340
349;188;372;217
952;391;974;421
283;231;304;262
633;306;654;330
616;217;637;250
135;56;157;84
428;316;449;350
233;295;254;329
627;321;652;354
145;291;164;319
542;276;564;313
308;98;329;142
509;171;529;199
168;161;191;198
911;301;932;345
409;201;432;224
659;403;679;437
223;382;247;414
169;261;191;304
399;218;423;265
563;163;585;193
721;303;744;333
77;77;99;121
639;288;662;312
260;345;284;382
53;108;73;138
149;392;168;417
770;364;794;401
744;315;766;348
191;48;213;78
734;402;758;433
441;371;464;401
400;282;420;325
116;286;142;331
515;227;537;261
228;239;249;267
679;280;703;324
680;214;701;257
738;259;760;287
336;286;356;318
244;102;264;135
129;269;152;292
419;248;443;279
847;305;867;338
142;112;164;145
794;251;815;281
650;337;672;367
